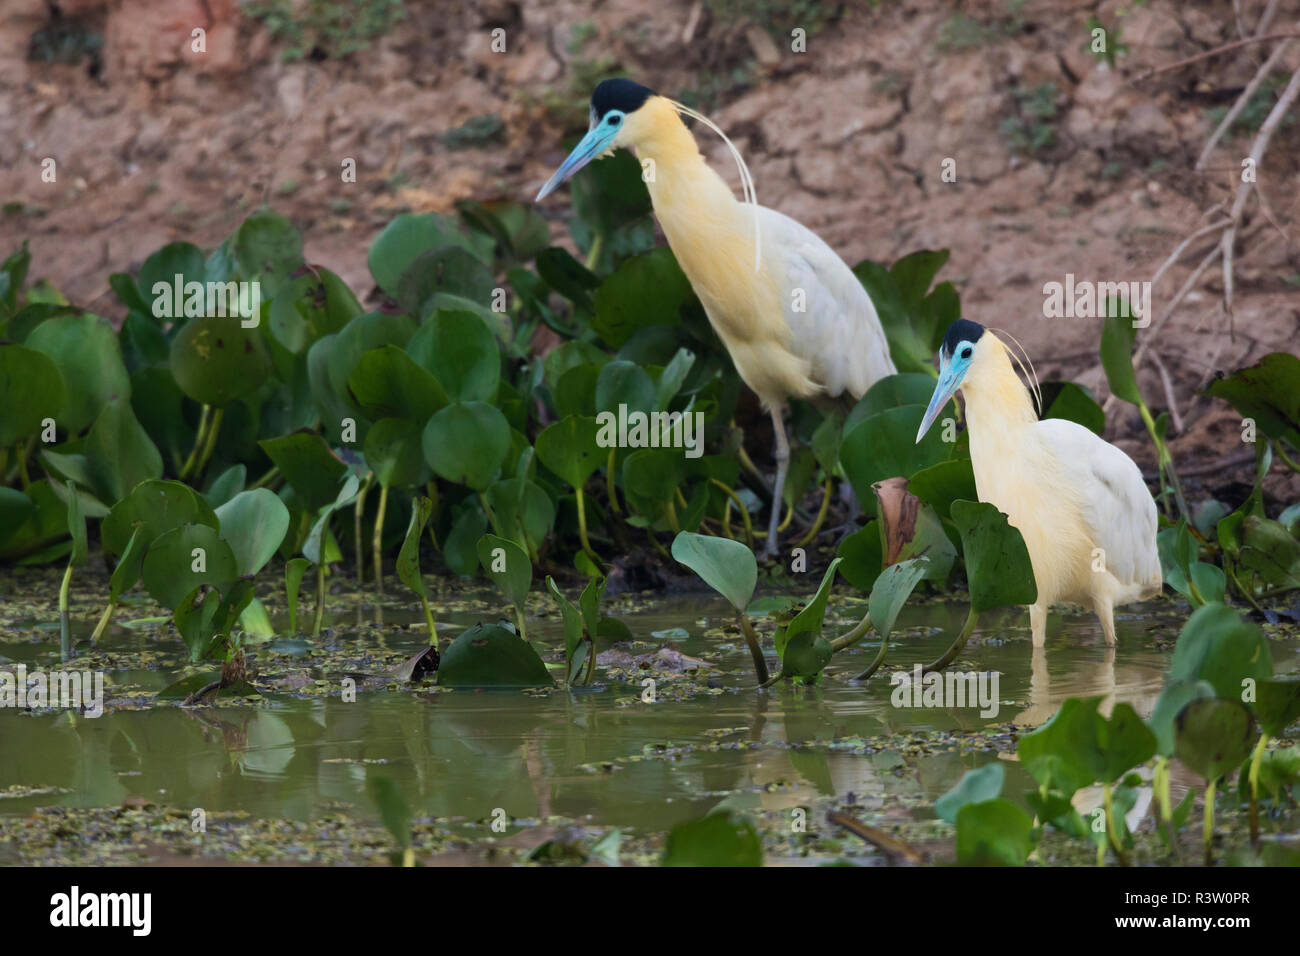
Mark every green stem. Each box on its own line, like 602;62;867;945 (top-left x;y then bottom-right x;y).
312;560;326;637
606;448;620;515
1138;401;1188;519
574;486;604;570
1248;733;1268;846
1203;779;1216;866
1104;781;1129;866
17;435;33;490
921;606;980;674
794;479;833;549
514;604;528;644
478;491;503;538
584;232;604;271
420;593;437;645
192;405;224;481
373;483;389;594
179;404;211;480
249;464;280;489
90;600;116;643
354;474;371;585
59;561;73;655
1273;441;1300;474
737;614;771;685
711;478;754;549
831;610;873;653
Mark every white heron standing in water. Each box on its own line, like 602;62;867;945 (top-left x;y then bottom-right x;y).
535;78;896;559
916;318;1162;646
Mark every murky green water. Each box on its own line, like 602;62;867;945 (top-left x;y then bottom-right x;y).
1;589;1295;865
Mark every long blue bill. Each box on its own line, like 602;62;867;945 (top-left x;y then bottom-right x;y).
535;124;617;201
915;357;963;443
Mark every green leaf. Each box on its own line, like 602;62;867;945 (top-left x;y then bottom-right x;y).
169;317;271;407
395;247;495;320
1042;381;1105;435
137;241;206;309
546;575;587;683
935;763;1004;824
662;811;763;867
477;534;531;610
367;212;489;297
65;480;87;567
347;345;448;422
405;309;500;403
366;776;412;851
396;496;434;599
203;464;247;509
1174;698;1257;782
303;474;360;565
365;418;431;489
1168;602;1273;701
1203;353;1300;450
841;405;954;506
592;248;694;348
1017;697;1103;796
868;557;929;643
101;479;220;558
284;557;310;633
0;488;36;548
1148;678;1216;757
955;798;1035;866
0;344;65;445
141;524;239;610
83;398;163;504
267;268;361;354
950;499;1038;611
259;432;348;511
670;531;756;613
535;415;604;491
232;210;304;299
772;558;839;680
26;314;130;433
423;401;510;491
837;522;884;591
1254;680;1300;738
906;458;977;519
1100;310;1142;407
437;622;554;687
214;489;290;577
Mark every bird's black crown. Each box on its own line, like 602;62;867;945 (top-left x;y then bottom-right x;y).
941;318;985;357
591;79;656;117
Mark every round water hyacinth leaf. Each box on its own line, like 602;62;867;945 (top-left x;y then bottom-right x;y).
935;763;1004;824
214;489;290;577
367;212;490;296
1254;679;1300;738
438;622;554;688
423;401;509;492
623;448;685;506
950;499;1037;611
955;798;1034;866
845;373;942;433
169;317;271;407
595;360;656;417
662;811;762;867
101;479;220;558
395;248;495;320
405;309;499;403
477;534;531;610
258;432;348;511
268;268;362;354
0;344;65;446
906;458;977;520
591;247;694;348
348;345;448;422
84;398;163;504
553;363;601;419
841;404;953;506
327;312;418;399
670;531;756;613
232;210;303;299
26;314;129;433
1168;602;1273;701
1174;698;1257;783
365;417;430;489
137;241;206;308
1147;678;1216;757
142;523;239;610
535;415;603;491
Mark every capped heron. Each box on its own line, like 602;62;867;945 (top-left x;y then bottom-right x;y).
536;78;896;558
915;319;1161;646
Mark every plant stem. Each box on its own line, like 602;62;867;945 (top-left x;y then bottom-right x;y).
90;600;115;643
710;478;754;549
192;405;224;481
179;404;211;480
794;479;833;549
830;609;872;653
514;604;528;644
353;474;370;584
1103;781;1129;866
1203;779;1216;866
373;483;389;594
606;448;620;514
1138;401;1188;518
921;606;980;674
1274;441;1300;474
17;435;33;489
584;232;604;271
574;487;603;570
249;464;280;489
420;594;437;644
737;613;770;685
1248;733;1268;846
59;561;73;655
312;560;326;637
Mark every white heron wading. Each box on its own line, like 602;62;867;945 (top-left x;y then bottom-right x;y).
536;78;896;558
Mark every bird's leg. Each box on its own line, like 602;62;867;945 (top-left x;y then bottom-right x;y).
761;403;789;561
1095;596;1117;646
1029;603;1047;647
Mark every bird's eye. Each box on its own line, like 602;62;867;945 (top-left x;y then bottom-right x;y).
960;346;972;359
606;114;621;126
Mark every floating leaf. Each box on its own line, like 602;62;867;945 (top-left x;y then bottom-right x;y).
438;622;554;688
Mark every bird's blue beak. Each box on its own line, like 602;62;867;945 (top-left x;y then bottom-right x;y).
535;123;618;201
916;355;963;443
